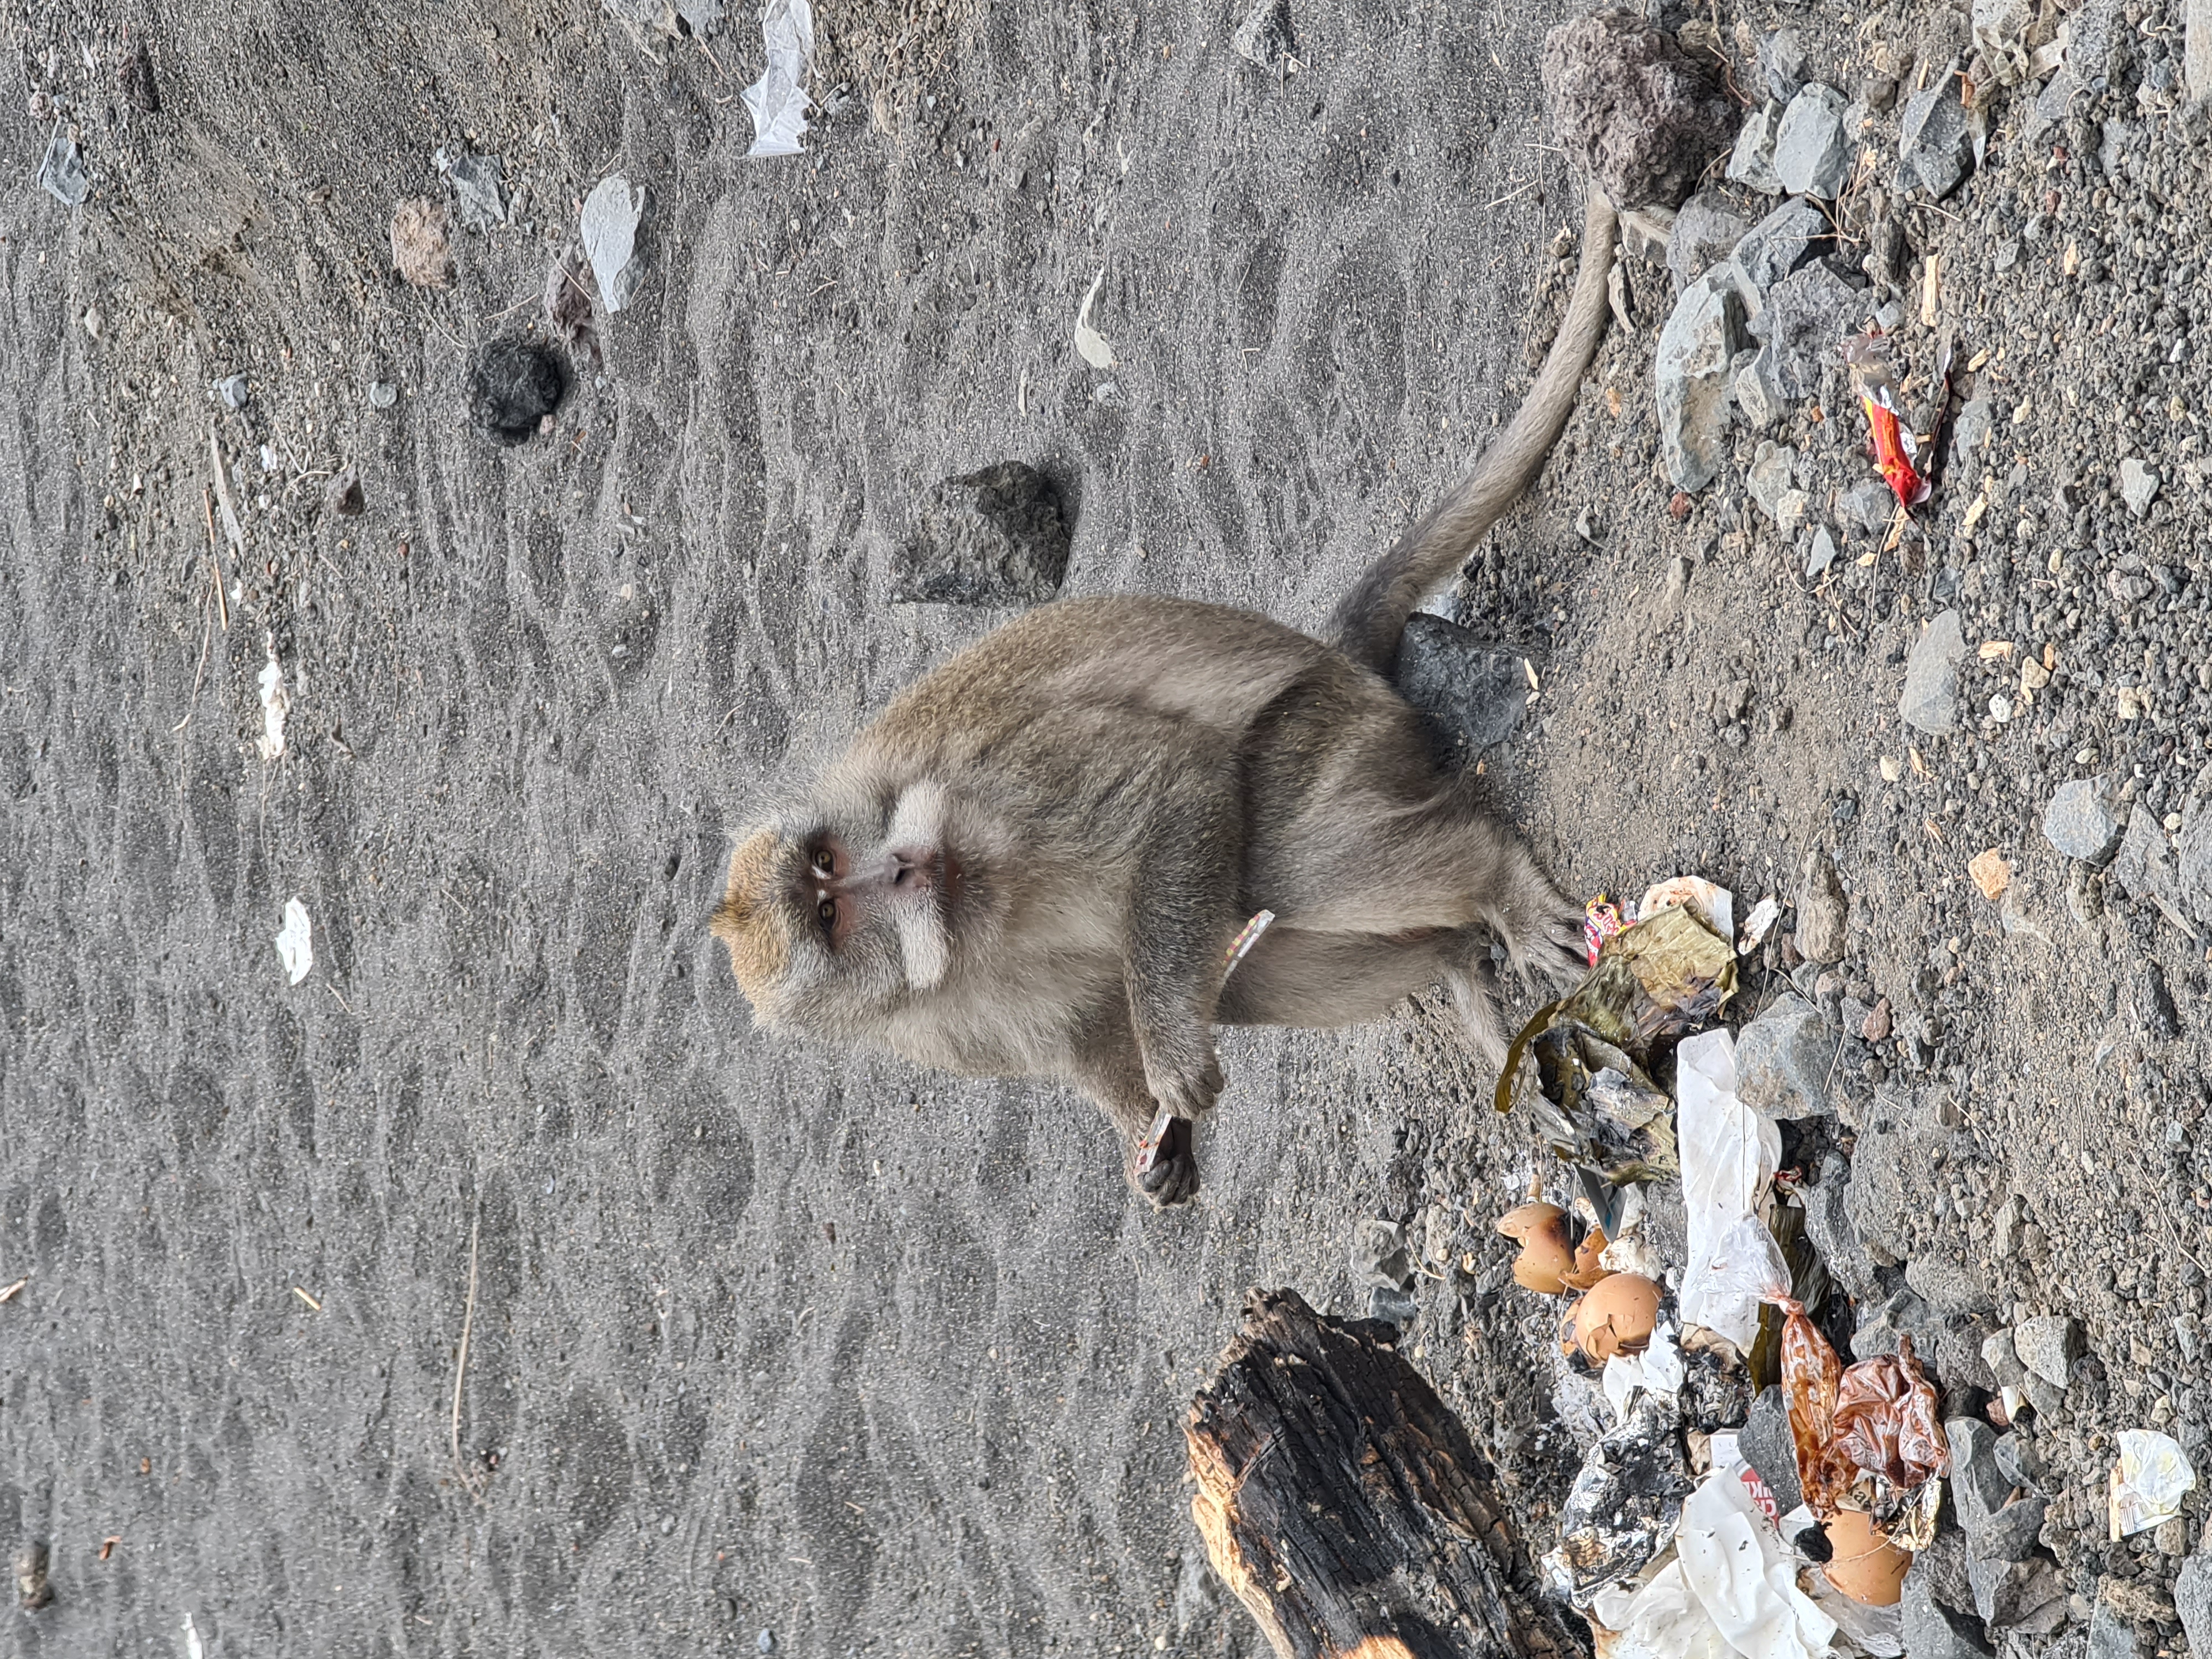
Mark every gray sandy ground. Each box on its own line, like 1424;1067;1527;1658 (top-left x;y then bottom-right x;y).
0;2;1583;1653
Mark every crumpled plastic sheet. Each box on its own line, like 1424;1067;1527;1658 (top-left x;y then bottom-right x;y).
1676;1029;1786;1353
2110;1428;2196;1539
1543;1390;1697;1609
742;0;815;158
1605;1319;1688;1427
581;176;646;313
1774;1297;1946;1544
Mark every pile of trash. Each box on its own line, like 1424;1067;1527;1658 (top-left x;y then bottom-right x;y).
1350;872;2203;1658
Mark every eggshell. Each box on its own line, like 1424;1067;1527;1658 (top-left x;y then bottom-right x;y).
1497;1201;1574;1295
1570;1273;1660;1362
1563;1225;1610;1291
1820;1508;1910;1606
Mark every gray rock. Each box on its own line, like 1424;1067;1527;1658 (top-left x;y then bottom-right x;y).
1853;1288;1940;1363
1173;1548;1221;1634
1914;1527;1978;1615
1936;1319;2000;1394
1841;479;1895;534
1755;261;1870;399
1725;196;1829;320
1806;525;1838;578
1970;1493;2051;1562
1905;1567;1996;1659
1229;0;1295;67
1540;12;1736;212
1726;102;1786;194
1969;1554;2065;1630
2019;1371;2067;1419
1732;346;1788;430
1773;84;1850;199
1748;441;1799;523
2089;1600;2143;1659
1794;849;1848;963
444;149;508;230
1952;397;1994;469
2180;798;2212;925
1735;993;1833;1119
2119;456;2159;517
1350;1219;1413;1290
1906;1253;1996;1317
2174;1554;2212;1659
1620;204;1676;264
1973;0;2037;83
890;462;1072;606
1739;1386;1805;1515
1899;608;1966;735
1982;1328;2029;1391
1949;1418;2012;1528
1803;1154;1881;1302
2043;777;2125;865
1394;615;1530;760
1897;60;1974;199
1655;270;1745;492
2111;805;2178;906
2013;1314;2081;1387
1668;192;1750;294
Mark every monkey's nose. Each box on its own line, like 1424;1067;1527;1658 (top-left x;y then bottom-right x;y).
888;847;939;890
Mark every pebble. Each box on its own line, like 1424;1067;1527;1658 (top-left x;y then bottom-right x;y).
1653;270;1744;492
2111;804;2179;906
1230;0;1296;69
1366;1284;1418;1326
1747;441;1798;522
1806;525;1838;578
2042;777;2124;864
466;338;565;448
1794;849;1848;963
1725;101;1786;195
1733;992;1832;1119
213;374;249;410
890;462;1072;606
1667;192;1750;293
2119;456;2159;517
1896;58;1974;199
2089;1600;2143;1659
1898;608;1966;735
1348;1219;1413;1290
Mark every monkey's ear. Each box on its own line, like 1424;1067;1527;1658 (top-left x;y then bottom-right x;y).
713;830;793;1013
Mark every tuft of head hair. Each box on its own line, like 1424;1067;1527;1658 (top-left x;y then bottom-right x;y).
711;830;793;1018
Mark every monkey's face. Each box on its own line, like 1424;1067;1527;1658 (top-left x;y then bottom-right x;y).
711;780;978;1035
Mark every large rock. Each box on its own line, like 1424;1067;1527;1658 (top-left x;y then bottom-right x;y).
1393;614;1531;761
1731;345;1788;430
2179;797;2212;924
2089;1599;2145;1659
2013;1314;2081;1387
1724;196;1829;321
1540;12;1736;211
1667;192;1750;292
1968;1554;2065;1630
1803;1153;1881;1302
1734;993;1832;1119
1726;101;1786;193
1851;1287;1941;1363
1755;262;1870;399
1773;84;1850;198
1897;59;1975;199
1899;608;1966;734
890;462;1072;605
1655;269;1745;492
1905;1254;1996;1318
2044;778;2125;865
2175;1554;2212;1659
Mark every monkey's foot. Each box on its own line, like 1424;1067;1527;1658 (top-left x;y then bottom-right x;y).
1135;1116;1201;1208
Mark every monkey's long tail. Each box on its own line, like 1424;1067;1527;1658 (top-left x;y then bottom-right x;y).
1326;185;1619;675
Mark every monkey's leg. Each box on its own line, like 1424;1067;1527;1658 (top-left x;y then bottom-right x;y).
1214;927;1453;1028
1071;1018;1202;1208
1120;764;1243;1125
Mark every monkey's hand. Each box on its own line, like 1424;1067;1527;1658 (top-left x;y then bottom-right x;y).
1136;1115;1201;1208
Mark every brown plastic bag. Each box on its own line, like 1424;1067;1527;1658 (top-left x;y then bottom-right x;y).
1771;1297;1947;1530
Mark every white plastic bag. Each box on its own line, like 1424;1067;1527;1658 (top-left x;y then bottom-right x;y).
1676;1463;1838;1659
1675;1029;1788;1351
742;0;816;158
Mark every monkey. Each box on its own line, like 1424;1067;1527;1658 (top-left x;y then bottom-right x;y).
713;189;1619;1208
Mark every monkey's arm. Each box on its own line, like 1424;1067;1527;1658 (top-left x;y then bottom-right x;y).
1118;758;1243;1125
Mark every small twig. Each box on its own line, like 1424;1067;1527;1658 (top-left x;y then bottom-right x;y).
451;1211;486;1500
1484;178;1537;211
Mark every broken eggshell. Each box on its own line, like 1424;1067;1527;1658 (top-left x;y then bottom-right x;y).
1820;1506;1910;1605
1567;1272;1662;1363
1498;1201;1576;1293
1566;1225;1611;1291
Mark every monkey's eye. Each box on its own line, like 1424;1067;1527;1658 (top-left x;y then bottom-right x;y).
810;849;835;878
817;897;837;929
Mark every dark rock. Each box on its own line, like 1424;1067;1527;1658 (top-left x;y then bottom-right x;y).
1935;1319;1999;1394
1852;1288;1940;1363
890;462;1072;606
1393;615;1530;759
1905;1565;1995;1659
1541;11;1736;211
1366;1284;1418;1326
2141;964;2181;1042
117;35;160;113
465;337;565;447
1794;849;1848;963
1803;1154;1881;1303
1230;0;1295;69
1759;28;1806;101
1655;270;1745;492
1897;59;1975;199
1667;192;1750;293
1735;993;1832;1119
1899;608;1966;735
1970;1493;2052;1563
1739;1385;1806;1514
1968;1553;2064;1630
324;467;365;518
2043;777;2125;865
